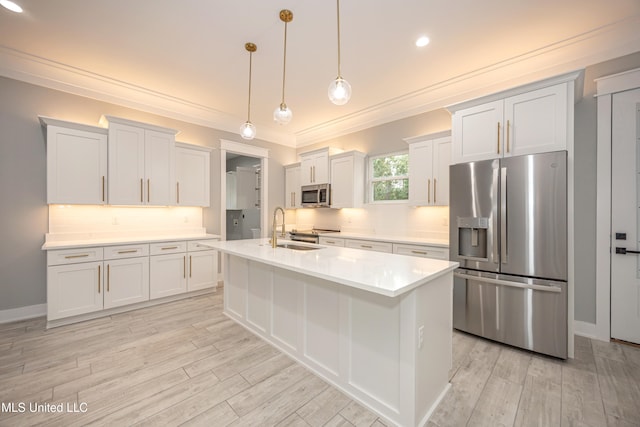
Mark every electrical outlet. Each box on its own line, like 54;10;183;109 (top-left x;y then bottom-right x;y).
233;219;239;226
418;325;424;349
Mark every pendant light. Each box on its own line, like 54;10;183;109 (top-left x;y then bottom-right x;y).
328;0;351;105
240;42;257;140
274;9;293;125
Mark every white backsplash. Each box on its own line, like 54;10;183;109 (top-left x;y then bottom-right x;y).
295;204;449;240
47;205;204;240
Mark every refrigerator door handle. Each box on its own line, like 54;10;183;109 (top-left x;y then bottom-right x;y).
492;166;499;263
454;272;562;293
501;167;508;264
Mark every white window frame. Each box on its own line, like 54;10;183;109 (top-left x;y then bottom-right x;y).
368;150;409;204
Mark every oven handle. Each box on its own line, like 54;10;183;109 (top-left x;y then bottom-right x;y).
454;272;562;293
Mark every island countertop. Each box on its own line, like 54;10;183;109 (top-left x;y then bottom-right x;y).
206;238;458;297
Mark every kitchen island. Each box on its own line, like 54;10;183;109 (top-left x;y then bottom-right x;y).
208;238;458;427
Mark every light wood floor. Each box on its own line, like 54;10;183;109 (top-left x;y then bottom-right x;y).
1;290;639;427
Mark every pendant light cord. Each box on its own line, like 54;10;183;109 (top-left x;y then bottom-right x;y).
336;0;342;79
247;50;253;121
281;20;288;106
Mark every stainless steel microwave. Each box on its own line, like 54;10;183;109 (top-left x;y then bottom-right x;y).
301;184;331;207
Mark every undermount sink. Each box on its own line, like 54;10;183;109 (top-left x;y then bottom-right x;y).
276;243;323;251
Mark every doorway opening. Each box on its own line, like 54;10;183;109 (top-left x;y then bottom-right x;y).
219;139;269;242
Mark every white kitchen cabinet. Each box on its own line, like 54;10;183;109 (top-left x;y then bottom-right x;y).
103;257;150;309
300;148;341;186
284;163;301;209
392;243;448;260
103;243;150;309
149;241;187;299
187;240;219;292
40;117;108;205
47;261;103;321
175;143;211;207
319;236;345;247
102;116;177;205
405;132;451;206
345;239;393;253
330;151;366;209
449;72;580;164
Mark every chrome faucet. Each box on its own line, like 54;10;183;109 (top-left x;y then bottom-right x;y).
272;206;286;248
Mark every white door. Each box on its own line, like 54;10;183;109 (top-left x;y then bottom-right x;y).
611;87;640;344
188;250;218;291
108;123;145;205
144;129;175;205
432;137;451;206
149;253;187;299
104;257;150;309
330;156;354;208
176;146;210;206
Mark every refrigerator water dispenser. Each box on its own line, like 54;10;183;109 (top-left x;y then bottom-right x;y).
457;217;489;260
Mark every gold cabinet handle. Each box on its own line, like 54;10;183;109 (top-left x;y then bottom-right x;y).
177;182;180;204
506;120;511;153
147;179;150;203
189;255;192;278
434;178;437;204
428;179;431;203
98;264;101;293
183;256;186;279
102;176;105;202
161;246;178;250
411;250;428;255
65;254;89;259
361;245;373;249
117;249;138;254
497;122;501;154
107;264;110;292
140;178;143;203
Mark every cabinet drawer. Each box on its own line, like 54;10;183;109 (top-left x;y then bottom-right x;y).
48;247;103;266
104;244;149;260
149;241;187;255
393;244;448;260
345;239;393;253
188;239;220;252
319;237;345;247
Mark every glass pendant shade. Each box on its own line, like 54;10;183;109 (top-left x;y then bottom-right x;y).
328;77;352;105
240;121;256;140
273;103;293;125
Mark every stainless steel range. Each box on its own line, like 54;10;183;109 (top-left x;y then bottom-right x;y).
289;228;340;244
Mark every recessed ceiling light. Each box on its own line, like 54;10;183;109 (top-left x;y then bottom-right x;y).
0;0;23;13
416;36;430;47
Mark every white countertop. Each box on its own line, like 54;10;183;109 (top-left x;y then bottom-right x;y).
41;233;221;250
209;238;458;297
329;232;449;247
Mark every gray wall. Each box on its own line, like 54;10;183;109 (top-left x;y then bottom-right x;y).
0;76;295;312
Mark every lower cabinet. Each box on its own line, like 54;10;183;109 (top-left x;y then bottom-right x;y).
104;256;150;309
345;239;393;253
47;261;104;321
392;243;448;260
149;252;187;299
46;238;218;325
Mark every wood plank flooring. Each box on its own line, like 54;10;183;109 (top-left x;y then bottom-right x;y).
1;290;639;426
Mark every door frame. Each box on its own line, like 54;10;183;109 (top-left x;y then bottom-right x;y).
219;139;269;241
595;67;640;341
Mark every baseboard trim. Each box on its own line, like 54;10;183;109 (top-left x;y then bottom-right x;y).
574;320;609;342
0;304;47;324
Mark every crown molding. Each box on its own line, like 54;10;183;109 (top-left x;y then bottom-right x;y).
0;45;296;148
1;13;639;149
293;15;640;146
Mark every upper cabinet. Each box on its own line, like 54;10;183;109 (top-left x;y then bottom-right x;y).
405;132;451;207
284;163;301;209
175;143;211;207
101;116;178;205
300;147;342;186
40;117;108;205
330;151;366;209
448;71;583;164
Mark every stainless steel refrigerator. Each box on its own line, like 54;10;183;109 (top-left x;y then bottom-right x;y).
449;151;567;358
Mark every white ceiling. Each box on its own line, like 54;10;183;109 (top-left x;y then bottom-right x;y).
1;0;640;147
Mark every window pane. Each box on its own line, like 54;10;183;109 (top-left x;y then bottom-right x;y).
372;153;408;178
372;179;409;201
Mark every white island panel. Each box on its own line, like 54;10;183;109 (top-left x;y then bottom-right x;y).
216;238;457;427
